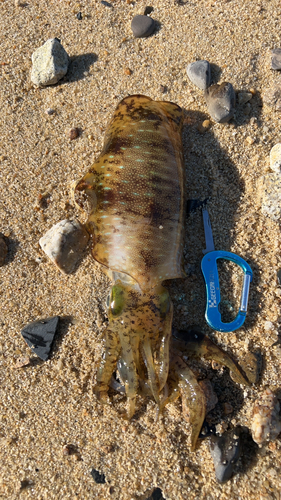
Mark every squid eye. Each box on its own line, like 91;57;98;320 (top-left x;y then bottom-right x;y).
109;285;125;317
159;289;171;317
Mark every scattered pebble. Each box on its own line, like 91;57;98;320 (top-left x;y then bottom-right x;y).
197;119;211;133
69;127;80;140
159;84;167;93
277;269;281;286
238;91;252;106
76;11;82;20
124;67;132;75
21;316;60;361
131;15;156;38
204;82;236;123
270;143;281;174
144;6;154;16
261;173;281;222
90;468;106;484
199;379;218;413
186;60;211;90
263;84;281;111
101;0;112;6
209;427;242;483
45;108;55;115
39;219;89;274
251;388;281;446
31;38;69;87
264;320;273;331
14;356;31;369
0;234;8;266
271;48;281;70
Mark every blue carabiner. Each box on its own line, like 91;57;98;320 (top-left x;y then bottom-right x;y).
201;250;253;332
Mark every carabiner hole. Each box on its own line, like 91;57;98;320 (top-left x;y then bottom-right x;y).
216;259;244;323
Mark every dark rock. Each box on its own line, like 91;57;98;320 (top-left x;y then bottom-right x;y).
277;269;281;286
186;60;211;90
76;11;82;20
205;82;235;123
271;48;281;70
144;6;154;15
101;0;112;6
21;316;59;361
131;15;155;38
0;234;8;266
90;468;106;484
209;427;242;483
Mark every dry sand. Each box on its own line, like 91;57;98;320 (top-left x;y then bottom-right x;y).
1;0;281;498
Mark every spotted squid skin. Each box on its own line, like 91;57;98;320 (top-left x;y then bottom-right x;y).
73;95;251;451
74;94;186;291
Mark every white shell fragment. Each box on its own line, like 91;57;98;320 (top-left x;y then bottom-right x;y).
261;173;281;222
31;38;69;87
270;143;281;174
39;220;89;274
251;388;281;446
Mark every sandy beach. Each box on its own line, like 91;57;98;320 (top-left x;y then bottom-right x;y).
1;0;281;498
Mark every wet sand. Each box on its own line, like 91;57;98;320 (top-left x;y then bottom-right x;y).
1;0;281;498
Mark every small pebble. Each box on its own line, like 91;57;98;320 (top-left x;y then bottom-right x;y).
76;11;82;20
101;0;112;7
124;68;132;75
14;356;31;369
251;388;281;446
159;84;167;93
131;15;156;38
90;468;106;484
197;119;211;133
0;234;8;266
45;108;55;115
31;38;69;87
209;427;242;483
204;82;235;123
186;60;211;90
69;127;80;140
245;136;255;145
21;316;59;361
238;91;252;106
144;6;154;15
270;143;281;174
263;84;281;111
145;488;165;500
271;48;281;70
39;219;89;274
264;321;273;331
277;269;281;286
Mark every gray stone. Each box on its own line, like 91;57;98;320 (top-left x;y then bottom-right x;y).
263;84;281;111
39;219;89;274
209;427;242;483
186;60;211;90
204;82;236;123
131;15;155;38
271;48;281;70
238;91;252;106
260;173;281;222
31;38;69;87
21;316;59;361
